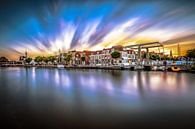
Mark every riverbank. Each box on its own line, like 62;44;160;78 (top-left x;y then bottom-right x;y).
1;64;195;73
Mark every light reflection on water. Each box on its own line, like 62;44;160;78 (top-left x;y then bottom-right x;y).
1;67;195;128
1;68;195;103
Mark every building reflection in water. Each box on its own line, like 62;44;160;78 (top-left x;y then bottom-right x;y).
15;68;190;100
49;70;189;97
148;72;188;95
1;68;195;117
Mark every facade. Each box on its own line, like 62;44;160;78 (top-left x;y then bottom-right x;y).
89;50;103;66
89;45;136;66
82;50;93;65
121;49;136;66
101;48;112;66
110;45;123;66
69;50;93;65
68;50;81;65
68;45;137;66
74;51;82;65
19;51;28;64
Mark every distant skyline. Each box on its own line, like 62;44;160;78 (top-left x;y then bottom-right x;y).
1;0;195;59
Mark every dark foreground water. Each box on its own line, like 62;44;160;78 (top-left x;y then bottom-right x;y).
0;67;195;129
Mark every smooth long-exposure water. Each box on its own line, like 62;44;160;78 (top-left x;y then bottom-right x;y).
0;67;195;129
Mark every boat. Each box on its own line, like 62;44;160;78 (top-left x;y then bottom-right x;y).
57;64;64;68
171;66;181;72
135;65;143;70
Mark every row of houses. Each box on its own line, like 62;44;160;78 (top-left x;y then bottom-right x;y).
67;45;137;66
17;45;164;66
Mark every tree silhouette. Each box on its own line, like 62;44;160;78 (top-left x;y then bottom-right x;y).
111;51;120;58
186;49;195;58
25;58;32;63
0;57;8;62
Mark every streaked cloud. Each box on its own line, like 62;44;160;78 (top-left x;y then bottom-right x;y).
0;0;195;59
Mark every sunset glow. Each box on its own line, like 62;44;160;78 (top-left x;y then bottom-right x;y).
0;0;195;59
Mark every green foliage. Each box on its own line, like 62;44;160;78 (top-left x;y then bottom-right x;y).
47;56;56;62
63;53;67;58
42;57;49;63
64;54;72;63
34;56;43;63
35;56;57;64
186;49;195;58
149;53;160;60
81;56;85;61
162;55;170;60
142;53;146;59
25;57;32;63
191;65;195;70
111;51;121;58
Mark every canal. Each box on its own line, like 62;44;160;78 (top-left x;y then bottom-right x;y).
0;67;195;129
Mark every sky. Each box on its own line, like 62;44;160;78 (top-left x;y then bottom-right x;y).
0;0;195;60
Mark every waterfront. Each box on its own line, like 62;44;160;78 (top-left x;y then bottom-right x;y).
1;67;195;128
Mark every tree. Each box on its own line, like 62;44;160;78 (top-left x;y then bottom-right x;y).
64;54;72;64
142;53;147;59
81;56;85;62
63;53;67;59
47;56;56;63
162;55;170;60
0;57;8;62
191;65;195;70
25;57;32;64
149;54;155;60
34;56;43;63
149;53;160;60
156;55;160;60
111;51;121;58
42;57;49;63
186;49;195;58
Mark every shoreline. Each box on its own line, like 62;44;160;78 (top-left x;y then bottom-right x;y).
1;65;195;73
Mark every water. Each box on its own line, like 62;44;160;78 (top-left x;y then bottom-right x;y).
0;67;195;129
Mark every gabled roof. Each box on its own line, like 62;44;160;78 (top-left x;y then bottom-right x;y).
112;45;123;51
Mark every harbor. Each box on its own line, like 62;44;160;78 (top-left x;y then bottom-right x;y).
1;57;194;72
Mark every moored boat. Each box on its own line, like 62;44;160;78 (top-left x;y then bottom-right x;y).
57;64;64;68
171;66;181;72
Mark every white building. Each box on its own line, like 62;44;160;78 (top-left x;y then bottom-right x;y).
121;48;136;66
89;46;136;66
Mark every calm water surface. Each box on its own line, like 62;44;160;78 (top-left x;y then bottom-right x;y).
0;67;195;129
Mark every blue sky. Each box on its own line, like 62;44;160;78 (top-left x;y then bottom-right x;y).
0;0;195;59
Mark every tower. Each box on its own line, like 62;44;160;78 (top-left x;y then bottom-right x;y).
58;49;61;63
170;50;173;57
25;50;27;58
177;43;181;57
